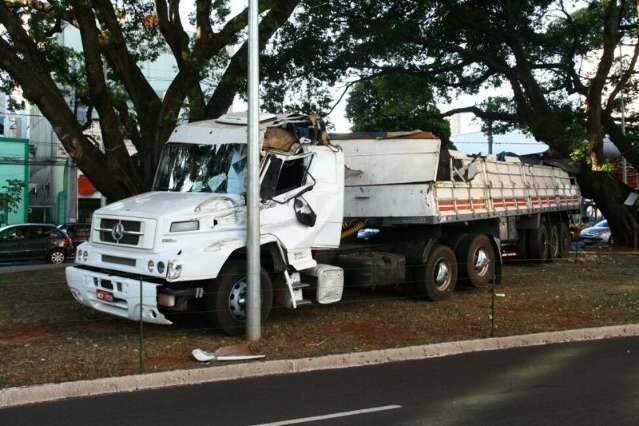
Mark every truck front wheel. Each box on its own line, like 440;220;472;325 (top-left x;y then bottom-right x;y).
420;244;457;301
206;260;273;336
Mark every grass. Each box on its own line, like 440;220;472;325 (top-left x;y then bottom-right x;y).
0;250;638;388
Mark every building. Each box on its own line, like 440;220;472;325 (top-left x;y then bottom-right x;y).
0;136;29;227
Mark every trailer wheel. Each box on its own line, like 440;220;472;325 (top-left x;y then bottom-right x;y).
458;234;495;287
528;223;549;262
206;260;273;336
516;229;529;259
420;244;457;301
548;223;561;261
559;222;571;257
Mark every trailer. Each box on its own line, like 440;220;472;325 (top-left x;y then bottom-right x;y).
66;113;580;335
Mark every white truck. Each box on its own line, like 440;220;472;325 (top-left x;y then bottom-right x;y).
66;113;580;335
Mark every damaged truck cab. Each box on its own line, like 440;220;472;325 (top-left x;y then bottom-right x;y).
67;113;345;334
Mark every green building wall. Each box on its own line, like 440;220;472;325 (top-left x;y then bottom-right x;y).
0;136;29;226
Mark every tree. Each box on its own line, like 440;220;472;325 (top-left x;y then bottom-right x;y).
0;0;301;200
345;75;451;143
263;0;639;246
0;178;25;225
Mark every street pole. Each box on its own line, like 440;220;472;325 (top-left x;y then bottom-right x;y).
246;0;261;341
487;121;494;155
619;44;628;185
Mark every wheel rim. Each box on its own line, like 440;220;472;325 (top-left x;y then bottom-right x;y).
473;248;490;277
51;251;64;264
434;259;452;291
228;279;248;321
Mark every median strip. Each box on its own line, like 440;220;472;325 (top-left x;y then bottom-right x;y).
1;324;638;409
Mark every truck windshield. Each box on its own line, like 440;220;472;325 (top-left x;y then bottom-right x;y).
153;143;247;193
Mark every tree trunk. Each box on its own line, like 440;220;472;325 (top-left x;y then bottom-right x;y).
577;169;639;248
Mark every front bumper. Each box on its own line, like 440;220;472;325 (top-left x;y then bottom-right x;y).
66;266;172;325
580;236;604;244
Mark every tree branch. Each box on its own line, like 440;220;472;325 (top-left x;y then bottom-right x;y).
605;41;639;114
154;0;190;66
204;0;300;118
73;0;142;193
92;0;161;153
440;106;519;123
586;0;624;169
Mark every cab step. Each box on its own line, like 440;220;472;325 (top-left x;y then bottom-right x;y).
295;299;313;306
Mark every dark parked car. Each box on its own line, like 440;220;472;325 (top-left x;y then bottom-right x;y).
0;224;73;264
57;223;91;247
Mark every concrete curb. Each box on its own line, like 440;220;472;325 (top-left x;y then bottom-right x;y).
2;324;638;408
0;262;72;275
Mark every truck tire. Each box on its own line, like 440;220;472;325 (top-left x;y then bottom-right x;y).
559;222;571;257
516;229;529;259
457;234;495;287
206;260;273;336
548;223;561;261
419;244;457;301
528;223;549;262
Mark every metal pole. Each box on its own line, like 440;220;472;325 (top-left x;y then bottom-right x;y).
619;44;628;185
246;0;261;341
139;276;144;373
490;270;496;337
487;121;494;155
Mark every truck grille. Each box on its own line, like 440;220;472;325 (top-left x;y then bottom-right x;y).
97;219;143;246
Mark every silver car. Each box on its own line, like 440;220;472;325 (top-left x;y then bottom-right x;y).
579;220;613;244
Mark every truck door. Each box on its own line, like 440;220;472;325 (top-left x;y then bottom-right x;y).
260;148;342;253
260;152;319;249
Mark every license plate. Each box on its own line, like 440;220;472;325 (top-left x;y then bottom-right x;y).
96;289;114;302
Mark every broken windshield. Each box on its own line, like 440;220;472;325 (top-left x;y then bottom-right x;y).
153;143;247;194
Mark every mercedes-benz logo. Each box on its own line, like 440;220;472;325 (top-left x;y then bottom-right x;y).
111;221;125;242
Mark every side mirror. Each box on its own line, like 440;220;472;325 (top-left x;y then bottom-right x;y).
294;197;316;227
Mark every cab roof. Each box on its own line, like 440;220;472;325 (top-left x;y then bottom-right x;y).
167;112;313;145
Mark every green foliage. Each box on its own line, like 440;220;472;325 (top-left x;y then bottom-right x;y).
345;75;450;142
0;179;25;215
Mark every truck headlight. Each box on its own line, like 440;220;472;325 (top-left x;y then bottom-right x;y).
157;261;165;275
167;261;182;280
170;220;199;232
82;250;88;262
148;260;155;273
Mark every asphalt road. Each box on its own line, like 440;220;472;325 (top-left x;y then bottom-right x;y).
2;336;638;426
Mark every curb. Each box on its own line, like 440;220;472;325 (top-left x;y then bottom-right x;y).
0;262;72;275
2;324;638;408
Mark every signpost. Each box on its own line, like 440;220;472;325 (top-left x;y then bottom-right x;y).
246;0;261;341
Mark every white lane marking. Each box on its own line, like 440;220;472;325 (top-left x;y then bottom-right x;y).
252;404;402;426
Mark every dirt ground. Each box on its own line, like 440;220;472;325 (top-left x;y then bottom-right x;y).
0;249;638;388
